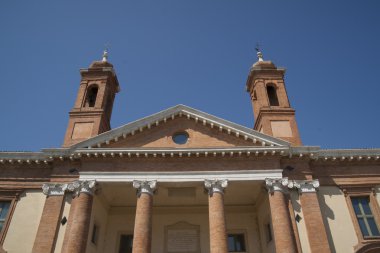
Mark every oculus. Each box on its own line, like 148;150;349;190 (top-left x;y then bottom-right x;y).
172;132;189;145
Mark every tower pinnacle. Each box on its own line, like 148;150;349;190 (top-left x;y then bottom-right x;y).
255;44;264;62
102;49;108;62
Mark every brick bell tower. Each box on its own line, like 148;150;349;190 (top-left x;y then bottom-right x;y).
246;49;302;146
63;51;120;147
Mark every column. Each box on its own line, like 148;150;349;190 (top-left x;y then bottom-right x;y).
61;180;96;253
265;178;297;253
132;180;157;253
205;179;228;253
289;180;331;253
32;183;67;253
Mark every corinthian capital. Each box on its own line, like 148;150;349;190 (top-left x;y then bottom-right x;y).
67;180;97;197
133;180;157;197
204;179;228;196
288;179;320;193
265;178;289;194
42;183;68;196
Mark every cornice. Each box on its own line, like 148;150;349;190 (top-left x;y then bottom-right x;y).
253;108;297;130
245;66;286;92
68;104;290;149
1;146;379;165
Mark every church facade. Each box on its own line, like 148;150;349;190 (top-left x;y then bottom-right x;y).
0;51;380;253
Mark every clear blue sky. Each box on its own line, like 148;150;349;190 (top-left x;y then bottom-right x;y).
1;1;379;151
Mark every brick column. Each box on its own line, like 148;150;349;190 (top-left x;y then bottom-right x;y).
265;178;297;253
61;180;96;253
289;180;331;253
205;179;228;253
132;180;157;253
32;183;67;253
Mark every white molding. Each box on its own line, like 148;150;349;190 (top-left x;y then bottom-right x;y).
133;180;157;196
42;183;68;196
79;170;282;182
67;180;97;196
288;179;320;193
204;179;228;195
265;178;289;193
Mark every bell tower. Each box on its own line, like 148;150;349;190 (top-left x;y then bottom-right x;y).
63;51;120;147
246;50;302;146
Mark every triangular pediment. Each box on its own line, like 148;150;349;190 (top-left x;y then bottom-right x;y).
70;105;290;150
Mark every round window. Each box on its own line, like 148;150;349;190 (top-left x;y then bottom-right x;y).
172;132;189;145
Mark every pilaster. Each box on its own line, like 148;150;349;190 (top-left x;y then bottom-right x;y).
288;179;331;253
32;183;67;253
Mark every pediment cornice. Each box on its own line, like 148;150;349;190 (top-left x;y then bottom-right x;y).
69;104;291;149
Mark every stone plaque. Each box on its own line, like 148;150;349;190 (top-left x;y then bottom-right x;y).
165;221;200;253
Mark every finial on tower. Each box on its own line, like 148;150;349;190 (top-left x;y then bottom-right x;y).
102;49;108;62
255;43;264;62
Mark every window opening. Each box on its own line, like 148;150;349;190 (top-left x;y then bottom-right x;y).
351;196;380;238
267;85;279;106
91;224;99;245
0;202;10;232
172;132;189;145
228;234;246;252
265;223;273;243
85;86;98;107
119;234;133;253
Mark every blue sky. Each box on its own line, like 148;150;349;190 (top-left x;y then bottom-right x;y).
0;1;379;151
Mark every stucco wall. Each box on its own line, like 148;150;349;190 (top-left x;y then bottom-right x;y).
226;211;260;253
257;196;274;253
86;196;109;253
102;207;134;253
289;190;311;253
102;206;259;253
318;186;358;253
3;190;45;253
54;196;72;253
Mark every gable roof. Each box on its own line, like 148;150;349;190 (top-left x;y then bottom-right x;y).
70;104;290;149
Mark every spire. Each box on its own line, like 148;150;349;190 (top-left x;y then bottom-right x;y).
102;49;108;62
